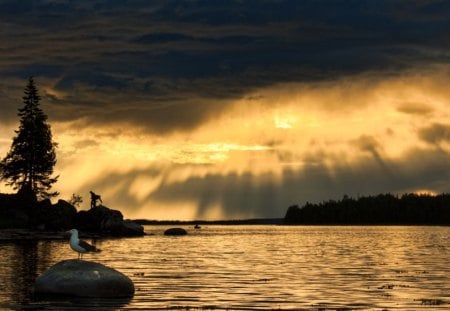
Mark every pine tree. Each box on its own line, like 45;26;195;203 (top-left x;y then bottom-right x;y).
0;77;59;199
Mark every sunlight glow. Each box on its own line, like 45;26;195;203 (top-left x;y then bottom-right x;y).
53;70;450;218
2;69;450;219
129;175;163;202
274;112;298;129
413;189;438;196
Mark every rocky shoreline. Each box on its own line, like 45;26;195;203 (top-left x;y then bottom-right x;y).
0;190;144;238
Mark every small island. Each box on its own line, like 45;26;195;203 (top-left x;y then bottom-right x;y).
0;78;143;238
0;187;144;238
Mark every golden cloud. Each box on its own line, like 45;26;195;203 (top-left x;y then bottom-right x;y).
1;68;450;219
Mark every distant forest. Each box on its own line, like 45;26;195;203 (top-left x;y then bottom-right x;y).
284;193;450;225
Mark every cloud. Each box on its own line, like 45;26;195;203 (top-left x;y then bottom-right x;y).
134;32;194;44
35;69;449;220
353;135;382;155
63;142;450;220
397;102;433;115
0;0;449;133
1;1;450;219
73;139;98;150
418;123;450;145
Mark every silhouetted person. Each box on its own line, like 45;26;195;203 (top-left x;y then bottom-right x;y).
90;191;102;209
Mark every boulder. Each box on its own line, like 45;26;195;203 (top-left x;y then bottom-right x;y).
75;205;144;236
0;193;144;236
34;259;134;298
164;227;188;236
0;193;32;228
0;193;20;209
34;199;77;230
121;219;146;236
75;205;122;232
0;207;30;229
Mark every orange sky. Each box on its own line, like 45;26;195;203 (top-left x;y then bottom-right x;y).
1;1;449;219
3;68;449;220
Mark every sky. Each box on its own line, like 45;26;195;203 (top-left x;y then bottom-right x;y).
1;0;450;220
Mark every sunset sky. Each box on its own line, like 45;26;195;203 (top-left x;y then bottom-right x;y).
1;0;450;220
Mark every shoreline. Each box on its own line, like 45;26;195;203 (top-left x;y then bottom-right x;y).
133;218;449;226
132;218;284;226
2;222;449;241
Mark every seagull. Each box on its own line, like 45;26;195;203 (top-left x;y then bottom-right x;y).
67;229;101;259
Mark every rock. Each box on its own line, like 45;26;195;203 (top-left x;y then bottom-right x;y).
0;193;20;209
164;227;188;236
75;205;122;232
121;219;145;236
0;193;31;228
34;259;134;298
16;184;37;208
75;205;144;236
34;199;77;230
0;192;143;236
0;207;30;229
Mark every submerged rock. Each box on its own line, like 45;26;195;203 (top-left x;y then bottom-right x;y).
164;227;188;236
34;259;135;298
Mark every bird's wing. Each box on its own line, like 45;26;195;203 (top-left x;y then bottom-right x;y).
79;239;101;252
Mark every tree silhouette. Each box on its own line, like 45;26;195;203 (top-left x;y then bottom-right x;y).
0;77;58;199
284;193;450;225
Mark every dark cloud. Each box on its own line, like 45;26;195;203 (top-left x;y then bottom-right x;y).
397;102;433;115
351;135;395;178
0;0;449;132
353;135;381;154
56;71;131;90
134;33;194;44
418;123;450;145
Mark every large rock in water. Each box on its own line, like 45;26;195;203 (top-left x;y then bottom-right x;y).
164;227;188;236
34;260;134;297
75;205;144;236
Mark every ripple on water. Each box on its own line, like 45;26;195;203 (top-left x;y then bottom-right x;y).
0;226;449;309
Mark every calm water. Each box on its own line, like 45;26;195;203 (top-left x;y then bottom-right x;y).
0;225;449;310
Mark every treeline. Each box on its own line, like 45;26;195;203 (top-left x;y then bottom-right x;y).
284;193;450;225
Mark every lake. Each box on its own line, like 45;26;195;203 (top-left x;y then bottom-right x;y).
0;225;449;310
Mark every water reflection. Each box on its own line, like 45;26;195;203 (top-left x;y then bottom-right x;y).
32;295;133;310
0;240;55;307
0;226;449;310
